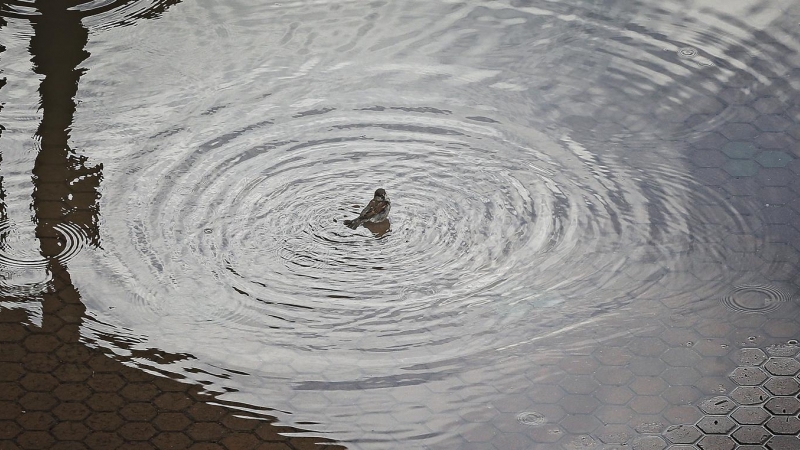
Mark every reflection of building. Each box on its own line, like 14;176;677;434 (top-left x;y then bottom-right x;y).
28;0;101;347
0;14;6;251
0;3;344;449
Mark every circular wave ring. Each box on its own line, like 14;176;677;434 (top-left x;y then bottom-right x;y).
517;411;547;426
678;46;698;59
97;103;757;361
0;220;89;269
720;284;791;313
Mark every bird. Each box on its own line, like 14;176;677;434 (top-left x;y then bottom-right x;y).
344;188;391;229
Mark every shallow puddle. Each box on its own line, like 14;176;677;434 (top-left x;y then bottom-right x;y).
1;0;799;448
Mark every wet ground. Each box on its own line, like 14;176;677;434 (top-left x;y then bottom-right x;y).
1;0;800;448
0;304;345;450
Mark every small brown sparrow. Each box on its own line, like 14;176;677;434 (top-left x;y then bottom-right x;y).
344;188;391;229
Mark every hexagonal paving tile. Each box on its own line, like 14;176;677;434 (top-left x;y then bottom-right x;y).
698;396;737;415
730;406;770;425
558;375;599;395
659;348;702;367
663;405;703;425
630;435;667;450
660;367;701;386
187;422;225;441
593;366;633;386
595;424;634;444
153;412;191;431
754;132;795;155
754;97;787;114
758;131;796;150
756;151;794;168
729;367;769;386
629;395;668;415
19;392;57;411
731;425;771;445
662;424;701;444
697;435;736;450
152;431;192;449
591;347;632;366
719;123;759;141
736;349;767;368
696;415;737;434
51;422;90;441
560;434;597;449
765;343;800;357
763;357;800;376
690;150;727;168
629;358;667;376
723;160;759;177
729;386;769;405
765;416;800;435
755;115;792;132
764;396;800;415
628;376;667;396
660;386;701;405
628;337;668;357
763;376;800;396
594;385;634;405
722;141;758;159
560;394;600;414
558;414;601;434
766;435;800;450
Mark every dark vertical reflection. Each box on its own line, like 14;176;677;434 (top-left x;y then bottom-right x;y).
0;14;7;251
29;2;99;337
3;3;343;446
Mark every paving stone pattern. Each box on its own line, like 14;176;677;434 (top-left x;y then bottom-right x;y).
0;304;345;450
657;345;800;449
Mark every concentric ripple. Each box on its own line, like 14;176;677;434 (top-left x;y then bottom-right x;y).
720;284;792;313
59;0;796;445
0;220;88;269
135;111;577;344
0;220;89;296
90;103;750;363
517;411;547;426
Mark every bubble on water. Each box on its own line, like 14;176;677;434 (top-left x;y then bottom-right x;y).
517;411;546;426
678;47;698;58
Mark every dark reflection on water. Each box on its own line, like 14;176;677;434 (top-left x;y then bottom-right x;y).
0;0;341;448
0;0;181;31
0;0;799;447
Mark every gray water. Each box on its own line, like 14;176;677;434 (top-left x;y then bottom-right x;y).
1;0;800;448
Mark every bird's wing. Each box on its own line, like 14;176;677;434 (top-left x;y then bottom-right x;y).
358;199;378;219
358;199;389;220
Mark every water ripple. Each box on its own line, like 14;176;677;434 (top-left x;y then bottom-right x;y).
91;104;750;362
60;0;798;445
0;219;88;269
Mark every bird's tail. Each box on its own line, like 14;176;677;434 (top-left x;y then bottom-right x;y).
343;218;361;229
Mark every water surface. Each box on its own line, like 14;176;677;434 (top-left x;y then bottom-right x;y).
1;0;799;447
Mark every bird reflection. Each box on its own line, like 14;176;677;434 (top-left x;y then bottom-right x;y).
363;219;391;237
